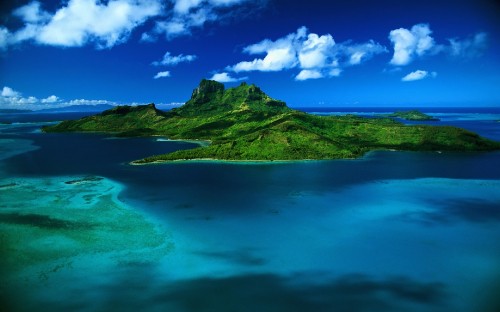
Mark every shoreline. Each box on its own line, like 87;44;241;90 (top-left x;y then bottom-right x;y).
155;137;212;147
128;149;500;166
130;158;326;165
129;153;374;166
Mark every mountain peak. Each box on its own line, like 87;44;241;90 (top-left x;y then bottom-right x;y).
190;79;225;105
175;79;289;116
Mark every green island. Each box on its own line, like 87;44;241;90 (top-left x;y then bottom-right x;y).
386;110;440;121
42;79;500;164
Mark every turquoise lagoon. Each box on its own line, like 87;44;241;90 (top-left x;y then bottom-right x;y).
1;108;500;311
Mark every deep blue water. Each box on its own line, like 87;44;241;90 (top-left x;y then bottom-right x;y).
1;108;500;312
296;106;500;114
0;111;96;123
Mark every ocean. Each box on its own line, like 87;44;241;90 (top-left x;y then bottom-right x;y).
1;107;499;311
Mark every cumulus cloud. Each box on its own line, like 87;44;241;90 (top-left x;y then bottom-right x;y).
340;41;387;65
209;72;247;83
232;47;298;72
229;27;305;72
1;86;20;97
0;86;39;107
1;0;260;49
41;95;59;103
13;1;50;24
388;23;490;67
401;70;437;82
155;102;185;109
295;69;323;81
153;71;171;79
152;51;197;66
329;68;342;77
389;23;436;66
173;0;204;14
0;86;116;110
298;32;335;69
4;96;38;105
142;0;262;40
0;0;163;49
0;27;9;50
66;99;114;105
448;32;488;58
227;26;385;81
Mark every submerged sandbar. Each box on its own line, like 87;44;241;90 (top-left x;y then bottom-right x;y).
0;175;173;308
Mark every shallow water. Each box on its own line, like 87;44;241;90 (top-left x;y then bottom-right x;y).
1;110;500;311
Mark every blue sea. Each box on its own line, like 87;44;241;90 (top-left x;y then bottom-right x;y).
1;107;500;311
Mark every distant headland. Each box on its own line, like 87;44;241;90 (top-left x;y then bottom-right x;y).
42;80;500;164
386;110;440;121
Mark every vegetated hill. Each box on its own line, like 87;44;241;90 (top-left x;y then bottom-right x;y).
42;80;500;163
173;80;289;116
44;103;167;137
387;110;439;121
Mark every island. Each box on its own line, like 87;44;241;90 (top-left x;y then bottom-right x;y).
42;79;500;163
386;110;440;121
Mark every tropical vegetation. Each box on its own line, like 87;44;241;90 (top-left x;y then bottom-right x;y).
43;80;500;163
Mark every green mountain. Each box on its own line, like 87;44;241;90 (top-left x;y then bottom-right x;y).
42;80;500;164
174;79;289;116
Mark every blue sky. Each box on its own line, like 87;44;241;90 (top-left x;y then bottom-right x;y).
0;0;499;110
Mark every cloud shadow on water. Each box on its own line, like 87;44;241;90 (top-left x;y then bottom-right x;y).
192;249;267;266
153;274;448;312
396;198;500;226
6;270;450;312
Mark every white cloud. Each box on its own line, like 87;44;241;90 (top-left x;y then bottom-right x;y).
298;33;335;69
143;0;258;40
209;0;245;6
229;27;305;72
41;95;59;103
1;86;20;97
328;68;342;77
174;0;204;14
11;96;38;104
2;0;163;49
66;99;114;105
153;71;171;79
155;102;185;109
231;47;298;72
40;0;162;48
388;24;489;66
209;72;247;82
295;69;323;81
0;86;118;110
349;52;364;65
152;51;197;66
13;1;50;24
0;27;10;50
401;70;437;82
227;26;385;81
150;20;187;39
448;32;488;58
0;87;39;109
340;41;387;65
2;0;262;48
389;23;435;66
